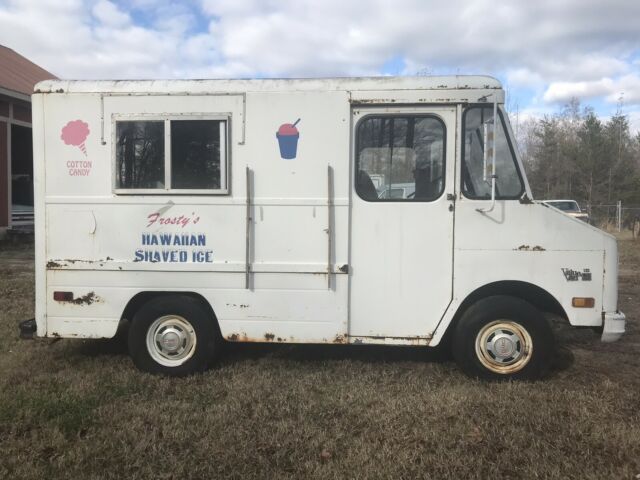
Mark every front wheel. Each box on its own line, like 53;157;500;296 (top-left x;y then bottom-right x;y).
452;295;555;380
128;295;219;376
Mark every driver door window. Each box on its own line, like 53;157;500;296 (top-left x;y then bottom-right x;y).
355;115;446;202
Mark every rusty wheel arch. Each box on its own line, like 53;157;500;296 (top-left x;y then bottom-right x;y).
121;291;222;338
441;281;568;346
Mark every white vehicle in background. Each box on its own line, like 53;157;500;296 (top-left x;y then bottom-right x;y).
377;183;416;199
20;76;625;380
543;200;590;223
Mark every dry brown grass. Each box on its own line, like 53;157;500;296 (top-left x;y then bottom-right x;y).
1;238;639;479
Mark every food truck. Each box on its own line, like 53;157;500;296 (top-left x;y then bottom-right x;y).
21;76;626;379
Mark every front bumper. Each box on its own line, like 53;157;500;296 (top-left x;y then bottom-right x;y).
601;311;626;342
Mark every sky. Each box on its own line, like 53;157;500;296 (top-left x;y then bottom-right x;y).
1;0;639;132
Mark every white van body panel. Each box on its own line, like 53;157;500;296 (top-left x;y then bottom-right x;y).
31;76;623;345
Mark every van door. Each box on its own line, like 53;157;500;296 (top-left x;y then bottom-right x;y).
349;106;456;340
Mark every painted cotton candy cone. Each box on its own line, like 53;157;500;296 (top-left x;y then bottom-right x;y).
61;120;90;156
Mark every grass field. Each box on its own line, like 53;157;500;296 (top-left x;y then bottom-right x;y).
1;237;639;479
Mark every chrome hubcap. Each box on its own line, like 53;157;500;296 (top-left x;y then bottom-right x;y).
146;315;196;367
475;320;532;374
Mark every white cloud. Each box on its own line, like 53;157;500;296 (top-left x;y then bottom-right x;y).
506;69;545;90
0;0;212;78
531;54;630;82
627;110;640;135
1;0;638;80
92;0;130;28
544;79;614;103
605;74;640;105
543;74;640;106
196;0;640;83
0;0;639;130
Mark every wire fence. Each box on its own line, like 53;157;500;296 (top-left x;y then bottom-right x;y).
587;203;640;236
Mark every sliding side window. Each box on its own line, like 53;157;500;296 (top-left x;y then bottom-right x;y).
461;107;523;199
115;117;227;193
356;115;445;202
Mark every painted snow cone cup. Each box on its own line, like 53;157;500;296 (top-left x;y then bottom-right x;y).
276;119;300;159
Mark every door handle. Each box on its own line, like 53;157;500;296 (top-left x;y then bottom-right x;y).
447;193;455;212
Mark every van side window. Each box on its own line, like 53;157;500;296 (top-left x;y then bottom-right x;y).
461;107;523;199
355;116;445;202
171;121;223;190
115;118;227;193
115;121;165;189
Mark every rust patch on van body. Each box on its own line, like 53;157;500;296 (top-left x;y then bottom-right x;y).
226;332;294;343
515;245;546;251
46;258;116;269
66;292;101;305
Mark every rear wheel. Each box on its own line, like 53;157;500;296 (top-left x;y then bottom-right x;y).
452;295;554;380
128;295;219;376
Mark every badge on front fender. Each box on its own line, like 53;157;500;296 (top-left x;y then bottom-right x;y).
561;268;592;281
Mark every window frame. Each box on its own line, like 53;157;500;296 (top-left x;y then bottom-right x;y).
112;113;230;195
460;105;525;201
354;113;447;203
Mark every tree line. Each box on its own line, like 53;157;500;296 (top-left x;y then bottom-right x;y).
514;99;640;210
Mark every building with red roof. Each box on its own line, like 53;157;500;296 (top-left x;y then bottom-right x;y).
0;45;57;236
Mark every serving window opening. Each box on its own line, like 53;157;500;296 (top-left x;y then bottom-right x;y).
114;117;227;194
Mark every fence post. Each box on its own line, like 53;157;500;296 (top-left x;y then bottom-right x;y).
617;200;622;232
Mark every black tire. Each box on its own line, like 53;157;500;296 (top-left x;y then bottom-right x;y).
452;295;555;381
128;295;219;376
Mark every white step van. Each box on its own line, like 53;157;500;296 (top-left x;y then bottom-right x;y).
25;76;626;379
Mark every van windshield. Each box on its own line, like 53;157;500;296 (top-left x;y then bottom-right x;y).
461;107;524;199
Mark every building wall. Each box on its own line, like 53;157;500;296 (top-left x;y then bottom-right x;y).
0;95;33;229
0;120;7;227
